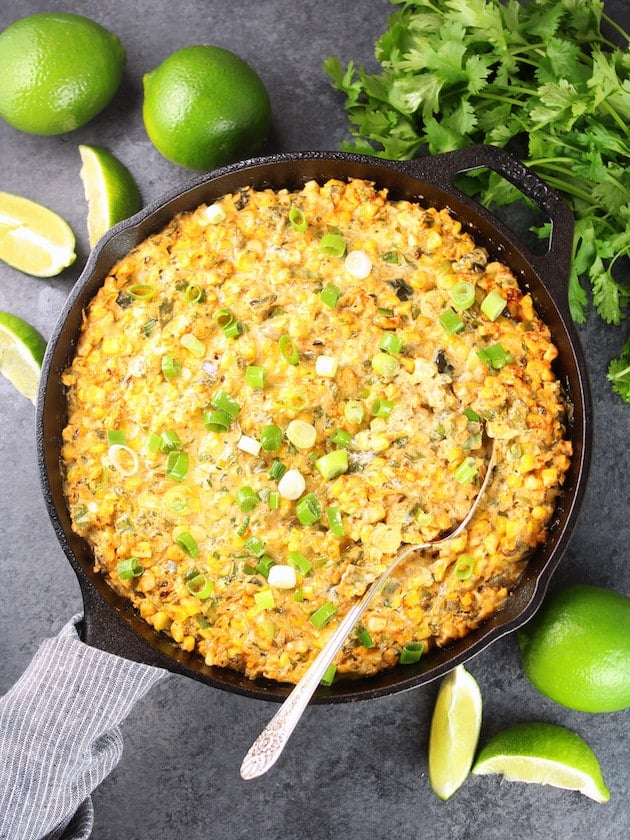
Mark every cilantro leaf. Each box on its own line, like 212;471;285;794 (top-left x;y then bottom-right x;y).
608;337;630;404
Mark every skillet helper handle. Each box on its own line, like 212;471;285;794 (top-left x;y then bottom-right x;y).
401;145;576;304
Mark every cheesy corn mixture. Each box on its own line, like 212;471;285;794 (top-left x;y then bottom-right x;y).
61;178;572;684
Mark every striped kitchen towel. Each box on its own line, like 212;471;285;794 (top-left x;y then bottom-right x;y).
0;615;167;840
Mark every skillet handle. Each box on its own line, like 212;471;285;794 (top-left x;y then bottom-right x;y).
399;145;575;306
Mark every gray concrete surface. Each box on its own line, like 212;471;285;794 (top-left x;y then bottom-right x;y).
1;1;628;838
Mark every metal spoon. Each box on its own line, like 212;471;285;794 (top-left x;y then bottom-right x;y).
240;437;497;780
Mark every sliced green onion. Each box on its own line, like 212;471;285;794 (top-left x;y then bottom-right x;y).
161;354;181;379
255;555;275;579
481;289;507;321
203;408;232;432
315;355;338;378
464;407;481;423
477;343;513;370
223;319;243;338
159;429;182;452
330;428;352;448
377;306;394;316
203;203;226;224
382;250;401;264
214;308;235;330
454;555;475;580
245;535;266;557
320;282;341;308
450;281;476;311
344;400;365;425
315;449;348;480
184;284;205;303
128;283;156;300
371;352;400;378
285;419;317;449
260;424;282;451
345;249;372;279
319;233;346;258
296;492;322;526
237;434;261;456
106;429;126;445
289;206;307;231
254;589;275;610
181;333;205;357
287;551;312;575
175;531;199;558
268;491;280;510
400;641;424;664
326;506;345;536
245;365;265;388
378;332;403;355
371;398;394;418
356;627;375;649
166;450;189;482
213;308;242;338
310;601;337;628
108;444;138;476
236;486;259;512
454;456;478;484
277;468;306;500
279;334;299;365
294;588;304;602
269;459;287;480
117;557;144;580
211;390;241;419
236;516;250;537
186;574;214;600
320;662;337;686
439;309;465;334
145;432;162;453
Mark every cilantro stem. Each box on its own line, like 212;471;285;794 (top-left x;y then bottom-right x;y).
526;169;601;207
599;100;630;137
601;13;630;45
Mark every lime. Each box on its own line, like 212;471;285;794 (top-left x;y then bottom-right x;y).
0;192;76;277
79;145;143;247
428;664;482;800
0;311;47;404
142;45;271;171
0;12;125;135
518;584;630;713
472;722;610;803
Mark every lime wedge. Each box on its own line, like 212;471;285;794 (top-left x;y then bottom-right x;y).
428;664;482;800
0;192;76;277
79;144;142;247
0;310;47;403
472;722;610;803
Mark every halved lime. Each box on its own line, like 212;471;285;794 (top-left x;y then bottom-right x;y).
0;191;76;277
472;722;610;803
428;664;482;800
78;144;142;247
0;310;47;403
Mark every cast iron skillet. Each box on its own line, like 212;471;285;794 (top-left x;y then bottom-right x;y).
37;146;592;703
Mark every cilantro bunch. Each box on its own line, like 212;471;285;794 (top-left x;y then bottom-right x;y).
324;0;630;402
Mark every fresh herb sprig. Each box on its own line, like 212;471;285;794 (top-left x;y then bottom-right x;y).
324;0;630;402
